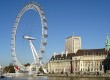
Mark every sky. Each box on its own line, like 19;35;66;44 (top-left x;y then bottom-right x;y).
0;0;110;66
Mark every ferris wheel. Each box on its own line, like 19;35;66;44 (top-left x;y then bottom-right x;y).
11;2;48;71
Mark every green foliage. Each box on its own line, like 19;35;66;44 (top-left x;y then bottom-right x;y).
3;65;15;73
39;67;44;73
24;63;30;67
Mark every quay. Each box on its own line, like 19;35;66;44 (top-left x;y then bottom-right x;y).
45;73;110;78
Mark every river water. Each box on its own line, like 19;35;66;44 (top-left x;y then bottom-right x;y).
1;76;110;80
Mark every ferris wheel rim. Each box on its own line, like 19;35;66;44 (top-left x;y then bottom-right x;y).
11;2;48;67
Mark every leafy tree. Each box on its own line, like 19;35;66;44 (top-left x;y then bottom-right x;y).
3;65;15;73
39;67;44;73
24;63;30;67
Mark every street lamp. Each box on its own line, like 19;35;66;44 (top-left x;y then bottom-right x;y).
70;58;73;73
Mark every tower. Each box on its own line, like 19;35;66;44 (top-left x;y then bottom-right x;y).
65;36;81;53
105;34;110;51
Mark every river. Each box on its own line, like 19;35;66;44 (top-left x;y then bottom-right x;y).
0;76;110;80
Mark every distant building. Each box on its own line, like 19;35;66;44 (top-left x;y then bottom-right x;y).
48;52;75;73
73;35;110;74
0;65;3;75
48;34;110;74
65;36;81;53
0;65;2;70
73;48;105;74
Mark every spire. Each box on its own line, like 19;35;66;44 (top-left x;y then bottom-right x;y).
105;34;110;51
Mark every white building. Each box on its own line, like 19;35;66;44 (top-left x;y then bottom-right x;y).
48;35;110;74
72;49;105;74
48;53;75;73
65;36;81;53
0;65;2;70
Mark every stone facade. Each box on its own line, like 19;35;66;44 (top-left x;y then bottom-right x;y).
48;49;110;74
73;49;108;74
65;36;81;53
48;53;75;73
48;35;110;74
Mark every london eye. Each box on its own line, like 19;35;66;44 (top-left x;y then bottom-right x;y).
11;2;48;73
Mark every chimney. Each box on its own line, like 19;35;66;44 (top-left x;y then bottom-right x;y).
54;52;56;58
66;51;68;57
61;51;64;57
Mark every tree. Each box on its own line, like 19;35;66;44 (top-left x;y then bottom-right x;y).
3;65;15;73
24;63;30;67
39;67;44;73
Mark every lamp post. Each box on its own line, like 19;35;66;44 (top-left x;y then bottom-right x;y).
70;58;73;73
73;58;76;74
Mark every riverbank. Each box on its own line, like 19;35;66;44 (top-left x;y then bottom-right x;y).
45;73;110;78
4;73;110;78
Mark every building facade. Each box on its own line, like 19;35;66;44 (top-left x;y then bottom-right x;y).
73;49;107;74
48;35;110;74
48;53;75;73
65;36;81;53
